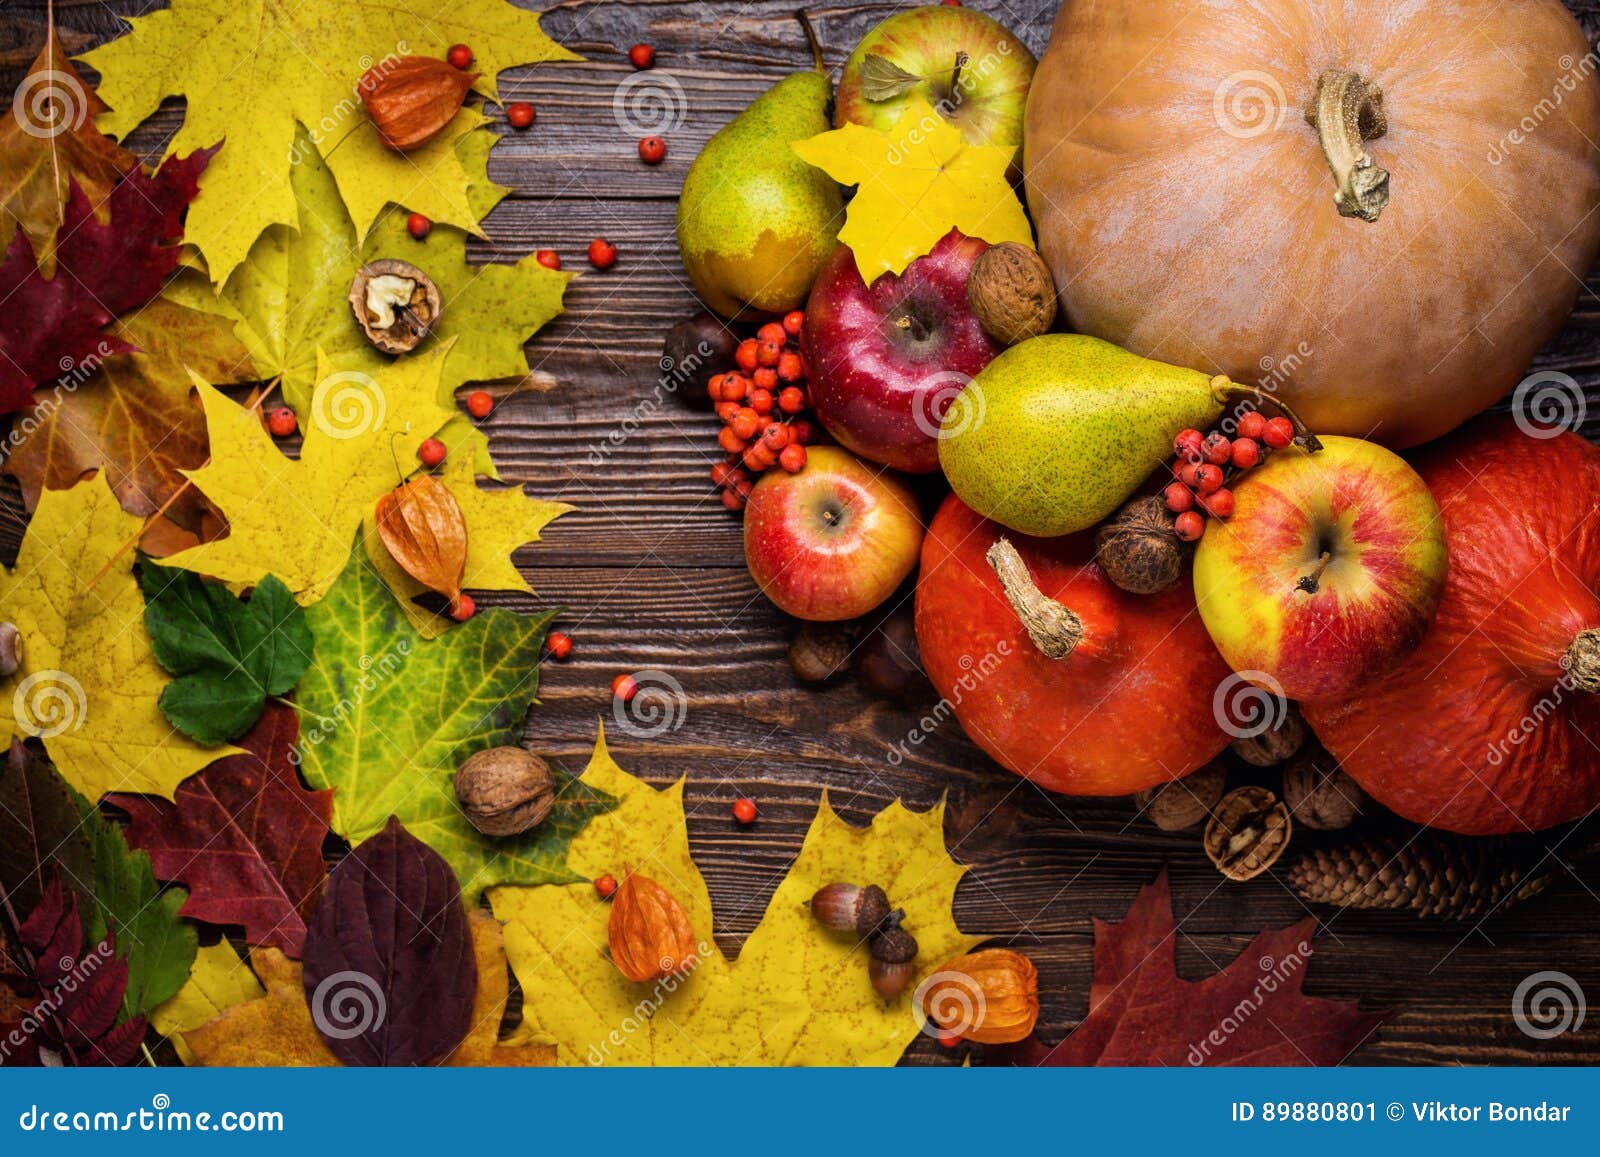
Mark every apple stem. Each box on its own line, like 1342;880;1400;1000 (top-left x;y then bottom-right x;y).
1565;628;1600;693
796;11;825;74
986;538;1083;660
1296;551;1333;595
948;51;969;108
1213;379;1324;453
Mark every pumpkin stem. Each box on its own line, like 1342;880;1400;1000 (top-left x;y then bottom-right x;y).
1564;628;1600;693
986;538;1083;660
1306;70;1390;223
1211;378;1324;452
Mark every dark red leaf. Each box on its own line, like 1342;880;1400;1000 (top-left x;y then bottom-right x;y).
993;870;1387;1067
0;740;95;921
301;817;475;1066
109;703;331;957
0;147;212;414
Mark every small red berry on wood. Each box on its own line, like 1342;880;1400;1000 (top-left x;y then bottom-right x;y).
506;101;535;130
450;594;476;622
628;43;655;70
937;1029;962;1048
446;43;474;70
266;407;298;438
1174;511;1206;542
406;212;431;239
1263;416;1295;448
732;797;758;824
465;390;493;419
638;136;666;164
536;249;561;270
587;237;617;269
417;437;447;467
546;632;574;660
594;874;618;899
612;672;639;702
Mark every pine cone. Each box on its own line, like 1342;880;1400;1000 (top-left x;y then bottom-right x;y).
1288;832;1557;921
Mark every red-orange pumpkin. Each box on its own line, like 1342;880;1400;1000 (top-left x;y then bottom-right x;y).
1305;417;1600;834
1024;0;1600;448
914;494;1232;796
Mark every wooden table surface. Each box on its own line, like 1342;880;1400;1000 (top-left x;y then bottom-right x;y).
4;0;1600;1065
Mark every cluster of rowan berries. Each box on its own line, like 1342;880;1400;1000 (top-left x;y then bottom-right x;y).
1164;410;1296;542
708;311;818;512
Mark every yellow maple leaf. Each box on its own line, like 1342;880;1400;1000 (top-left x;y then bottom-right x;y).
150;941;265;1065
81;0;579;284
0;474;225;799
164;347;568;608
490;730;983;1065
182;914;552;1067
791;93;1034;283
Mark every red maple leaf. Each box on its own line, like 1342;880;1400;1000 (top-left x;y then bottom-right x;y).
0;147;212;414
995;871;1386;1066
109;703;332;957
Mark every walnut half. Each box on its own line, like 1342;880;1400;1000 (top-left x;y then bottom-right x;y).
349;258;442;354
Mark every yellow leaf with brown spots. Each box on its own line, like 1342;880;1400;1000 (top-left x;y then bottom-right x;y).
490;729;982;1065
149;940;265;1065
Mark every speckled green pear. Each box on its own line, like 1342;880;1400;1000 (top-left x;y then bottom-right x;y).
939;335;1229;538
676;67;843;320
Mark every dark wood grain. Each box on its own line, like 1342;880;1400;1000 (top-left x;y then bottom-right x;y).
3;0;1600;1066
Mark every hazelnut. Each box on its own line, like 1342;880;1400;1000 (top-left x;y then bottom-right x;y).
350;259;442;354
968;242;1057;346
454;747;557;837
1133;762;1225;831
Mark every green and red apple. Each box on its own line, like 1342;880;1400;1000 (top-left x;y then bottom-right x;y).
1192;436;1448;701
744;447;923;622
835;6;1036;172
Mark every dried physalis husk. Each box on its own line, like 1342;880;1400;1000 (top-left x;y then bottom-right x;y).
608;873;699;983
922;948;1039;1044
1282;743;1367;831
375;474;468;616
1134;762;1226;832
350;259;442;354
358;55;475;151
1204;785;1292;881
1230;701;1307;766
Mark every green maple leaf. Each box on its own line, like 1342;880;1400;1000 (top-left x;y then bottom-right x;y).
73;787;196;1019
140;563;314;746
295;546;615;900
82;0;579;284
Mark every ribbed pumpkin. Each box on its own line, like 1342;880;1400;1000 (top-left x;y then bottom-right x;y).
1305;417;1600;834
1023;0;1600;448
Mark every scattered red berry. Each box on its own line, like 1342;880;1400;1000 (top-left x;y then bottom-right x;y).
406;212;431;240
628;43;655;70
1162;481;1194;513
450;594;476;622
782;310;806;337
266;407;297;438
1174;428;1204;463
1263;416;1295;448
732;798;758;824
446;43;474;70
612;672;639;702
417;437;447;467
465;390;493;419
1236;410;1267;440
937;1029;963;1047
1230;437;1260;470
536;249;561;270
638;135;665;164
1199;487;1236;519
506;101;535;130
1174;511;1206;542
587;237;617;269
594;874;618;899
779;443;806;473
1194;463;1224;494
1201;432;1232;465
546;632;574;660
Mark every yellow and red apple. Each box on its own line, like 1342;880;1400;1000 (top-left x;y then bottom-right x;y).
743;446;924;622
1192;435;1447;701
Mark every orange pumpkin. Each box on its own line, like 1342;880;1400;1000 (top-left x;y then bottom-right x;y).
1024;0;1600;448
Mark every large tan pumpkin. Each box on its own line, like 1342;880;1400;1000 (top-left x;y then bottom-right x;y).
1024;0;1600;448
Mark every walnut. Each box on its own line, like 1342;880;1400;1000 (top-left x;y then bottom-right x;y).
1134;762;1225;831
1095;496;1184;595
788;622;854;684
453;747;557;836
349;259;442;354
1204;786;1292;881
1282;743;1367;830
1230;701;1307;766
968;242;1057;346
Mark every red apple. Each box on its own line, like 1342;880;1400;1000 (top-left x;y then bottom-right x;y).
1192;436;1448;702
801;231;1003;473
743;446;923;621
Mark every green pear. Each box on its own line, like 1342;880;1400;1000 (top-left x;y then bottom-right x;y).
939;335;1232;538
676;19;843;320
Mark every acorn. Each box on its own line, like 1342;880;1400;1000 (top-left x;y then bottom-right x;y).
868;912;919;1000
808;882;891;939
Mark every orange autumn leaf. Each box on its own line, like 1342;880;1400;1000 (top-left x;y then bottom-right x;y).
374;474;467;613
